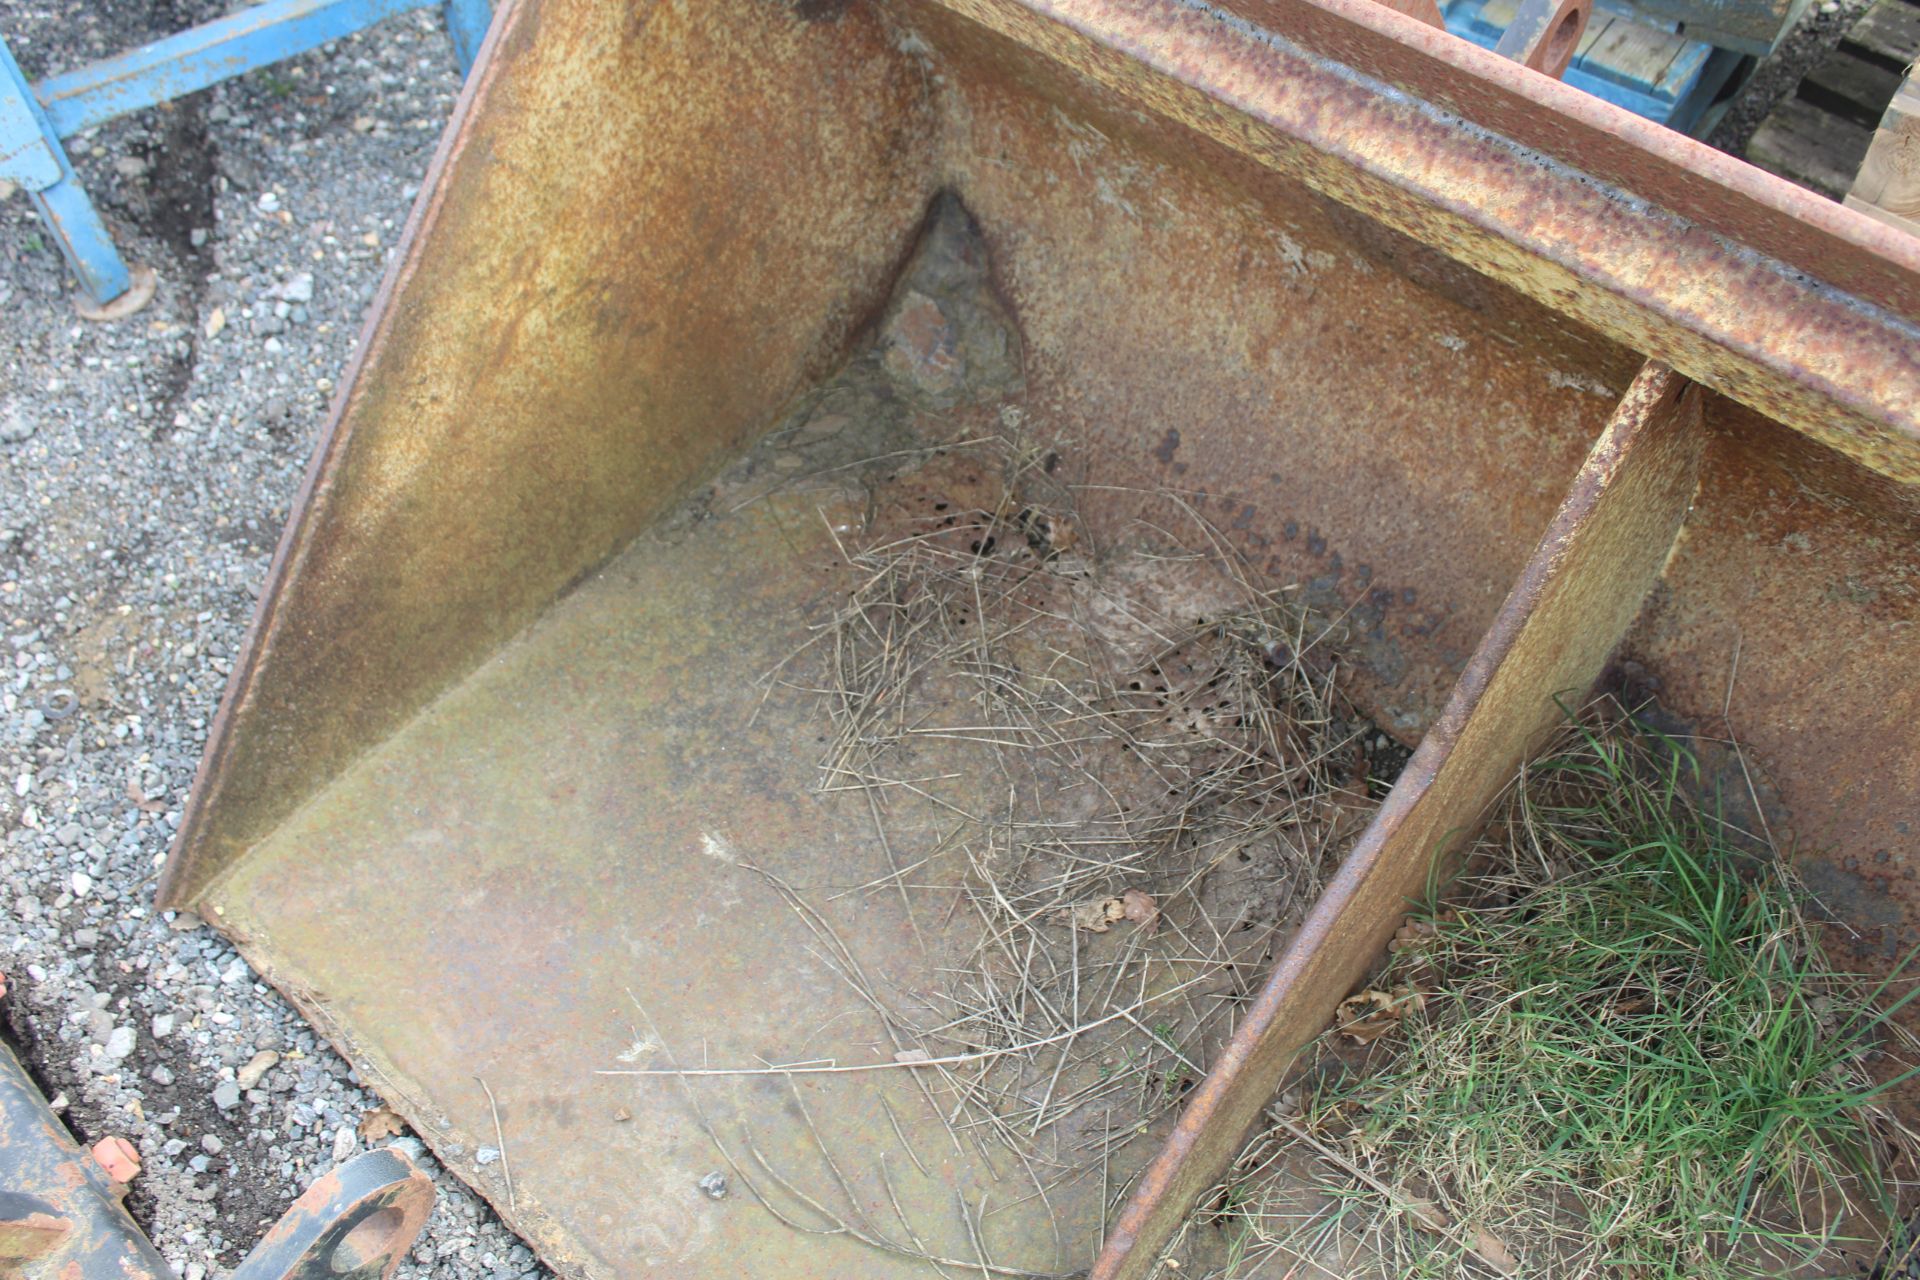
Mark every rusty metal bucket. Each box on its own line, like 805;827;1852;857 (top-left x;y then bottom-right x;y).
156;1;1920;1276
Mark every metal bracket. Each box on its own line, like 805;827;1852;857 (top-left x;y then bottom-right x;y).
228;1147;435;1280
0;1040;434;1280
1491;0;1593;77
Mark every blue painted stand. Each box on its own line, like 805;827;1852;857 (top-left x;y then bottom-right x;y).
1442;0;1745;133
0;0;491;310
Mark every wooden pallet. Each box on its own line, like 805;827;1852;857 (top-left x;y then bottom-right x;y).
1847;74;1920;231
1747;0;1920;200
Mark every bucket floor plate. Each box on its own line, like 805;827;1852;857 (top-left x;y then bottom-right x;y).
207;477;1115;1274
213;390;1403;1277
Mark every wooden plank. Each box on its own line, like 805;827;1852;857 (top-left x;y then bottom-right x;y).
1843;0;1920;67
1849;80;1920;234
1748;93;1876;197
1583;18;1685;92
1803;47;1907;125
1604;0;1803;58
1746;0;1917;202
1089;362;1706;1280
1573;11;1615;59
1846;191;1920;234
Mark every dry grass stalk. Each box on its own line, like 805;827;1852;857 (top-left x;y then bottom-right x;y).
796;432;1370;1201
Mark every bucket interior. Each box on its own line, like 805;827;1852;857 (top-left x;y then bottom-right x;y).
168;1;1920;1276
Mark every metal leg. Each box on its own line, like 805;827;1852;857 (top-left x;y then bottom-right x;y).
0;36;132;306
3;0;486;316
2;1038;434;1280
0;1041;173;1278
443;0;491;75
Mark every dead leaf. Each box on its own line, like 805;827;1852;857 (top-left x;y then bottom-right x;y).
1056;896;1127;933
1400;1194;1449;1233
1387;910;1458;954
357;1105;406;1142
1055;892;1158;933
1605;994;1653;1020
125;778;165;814
1120;889;1158;932
1395;1191;1519;1275
1334;985;1425;1043
1034;511;1077;553
1386;916;1436;953
1471;1227;1520;1275
892;1048;931;1064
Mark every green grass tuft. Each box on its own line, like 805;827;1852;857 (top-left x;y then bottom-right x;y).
1299;709;1920;1279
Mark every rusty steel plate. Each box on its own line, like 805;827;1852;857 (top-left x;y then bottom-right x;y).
162;0;1920;1276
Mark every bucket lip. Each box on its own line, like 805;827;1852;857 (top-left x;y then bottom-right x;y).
1043;0;1920;326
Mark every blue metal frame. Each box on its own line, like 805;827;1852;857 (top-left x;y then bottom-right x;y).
1;0;491;309
1441;0;1743;131
1;38;128;302
443;0;492;75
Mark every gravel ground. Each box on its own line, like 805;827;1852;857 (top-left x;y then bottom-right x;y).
0;3;549;1276
0;1;1886;1278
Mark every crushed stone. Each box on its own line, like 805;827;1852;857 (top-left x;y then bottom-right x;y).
0;1;551;1275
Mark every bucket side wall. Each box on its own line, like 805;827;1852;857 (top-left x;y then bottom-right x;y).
162;0;940;905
